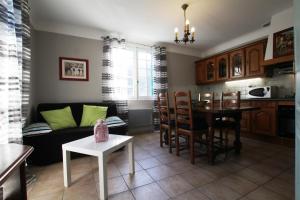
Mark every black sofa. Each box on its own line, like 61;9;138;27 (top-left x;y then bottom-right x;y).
23;102;127;166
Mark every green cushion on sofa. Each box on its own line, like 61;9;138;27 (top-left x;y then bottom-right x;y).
80;105;108;127
41;106;77;130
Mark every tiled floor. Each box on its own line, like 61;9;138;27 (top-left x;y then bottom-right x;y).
27;132;295;200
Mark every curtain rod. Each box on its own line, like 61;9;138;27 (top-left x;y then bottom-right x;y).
100;36;156;48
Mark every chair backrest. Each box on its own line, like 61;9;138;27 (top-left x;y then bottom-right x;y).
173;91;193;130
221;91;241;108
157;92;171;125
200;92;214;109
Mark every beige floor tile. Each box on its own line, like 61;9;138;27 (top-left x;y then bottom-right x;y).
93;163;121;181
148;147;169;156
132;182;169;200
72;171;95;186
134;149;153;161
26;132;295;200
36;164;63;182
198;182;241;200
216;162;244;173
105;176;128;196
63;183;98;200
156;153;183;164
108;191;135;200
219;174;258;195
115;161;143;175
179;168;216;187
29;190;63;200
173;189;210;200
202;165;229;179
236;168;272;185
261;158;292;171
158;175;194;197
278;169;294;183
28;178;64;198
229;155;258;167
249;163;285;177
166;160;197;174
246;187;289;200
264;178;294;199
123;170;154;189
146;165;178;181
239;197;252;200
138;157;162;169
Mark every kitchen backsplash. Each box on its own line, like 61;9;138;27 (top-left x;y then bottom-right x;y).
195;74;295;100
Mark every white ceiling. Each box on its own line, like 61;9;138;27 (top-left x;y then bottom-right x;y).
29;0;293;52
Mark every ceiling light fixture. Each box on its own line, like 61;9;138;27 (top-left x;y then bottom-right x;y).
174;4;195;44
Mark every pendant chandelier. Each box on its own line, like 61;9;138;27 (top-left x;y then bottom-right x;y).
174;4;195;44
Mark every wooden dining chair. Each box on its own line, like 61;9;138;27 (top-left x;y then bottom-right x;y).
218;91;241;159
199;92;215;109
173;91;208;164
158;92;175;153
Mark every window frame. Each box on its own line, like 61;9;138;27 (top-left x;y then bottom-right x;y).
113;44;153;101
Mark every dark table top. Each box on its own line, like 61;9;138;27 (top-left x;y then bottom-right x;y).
0;144;33;185
193;106;259;114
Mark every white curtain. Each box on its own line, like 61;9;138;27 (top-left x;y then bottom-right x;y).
0;0;31;144
101;36;129;123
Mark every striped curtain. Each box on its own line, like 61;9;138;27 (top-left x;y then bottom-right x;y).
0;0;31;144
101;36;128;124
152;47;168;130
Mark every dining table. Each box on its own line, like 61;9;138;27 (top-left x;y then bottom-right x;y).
193;105;259;164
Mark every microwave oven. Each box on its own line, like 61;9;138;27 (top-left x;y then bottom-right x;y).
246;86;278;99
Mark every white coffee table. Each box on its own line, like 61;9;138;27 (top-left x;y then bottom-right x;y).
62;134;134;200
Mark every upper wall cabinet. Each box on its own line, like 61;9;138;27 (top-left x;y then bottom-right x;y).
195;61;206;84
245;42;265;77
216;54;229;81
230;49;245;79
204;58;216;82
195;39;266;85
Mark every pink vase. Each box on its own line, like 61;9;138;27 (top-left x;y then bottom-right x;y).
94;120;109;143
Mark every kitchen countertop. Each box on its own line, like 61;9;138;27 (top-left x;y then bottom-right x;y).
241;98;295;101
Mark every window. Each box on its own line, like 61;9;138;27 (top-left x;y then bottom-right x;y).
111;45;153;100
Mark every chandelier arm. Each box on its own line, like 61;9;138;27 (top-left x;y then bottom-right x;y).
174;3;195;44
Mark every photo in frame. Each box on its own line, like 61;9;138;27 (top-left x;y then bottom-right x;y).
273;27;294;58
59;57;89;81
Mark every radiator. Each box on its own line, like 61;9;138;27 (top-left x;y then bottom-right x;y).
128;109;153;134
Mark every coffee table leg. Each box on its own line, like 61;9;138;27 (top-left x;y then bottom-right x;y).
98;153;108;200
63;149;71;187
128;141;135;174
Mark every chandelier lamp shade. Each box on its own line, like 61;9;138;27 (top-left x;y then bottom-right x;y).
174;4;195;44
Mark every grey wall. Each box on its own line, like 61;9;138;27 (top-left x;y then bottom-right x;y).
31;30;200;132
34;31;103;104
295;0;299;198
167;52;200;105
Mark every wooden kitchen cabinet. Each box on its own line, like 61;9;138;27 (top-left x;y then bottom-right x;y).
194;39;267;85
195;61;206;84
240;101;251;133
245;42;265;77
204;58;216;82
216;54;229;81
251;101;277;136
229;49;245;79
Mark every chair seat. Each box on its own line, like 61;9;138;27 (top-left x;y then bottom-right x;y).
161;119;175;127
214;117;236;128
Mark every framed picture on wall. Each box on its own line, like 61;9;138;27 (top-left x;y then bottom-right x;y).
59;57;89;81
273;27;294;58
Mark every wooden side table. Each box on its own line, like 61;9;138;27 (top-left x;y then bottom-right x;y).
0;144;33;200
62;134;134;200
